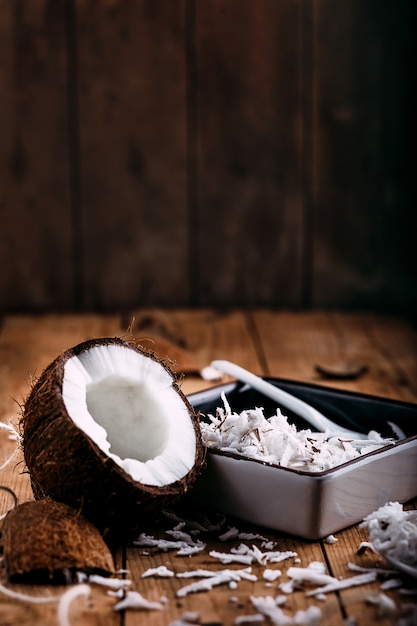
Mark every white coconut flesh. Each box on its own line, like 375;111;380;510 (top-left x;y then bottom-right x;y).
62;344;197;487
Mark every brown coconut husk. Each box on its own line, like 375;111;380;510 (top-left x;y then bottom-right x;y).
21;337;204;544
1;499;115;584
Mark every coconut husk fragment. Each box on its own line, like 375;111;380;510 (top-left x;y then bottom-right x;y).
315;359;368;380
1;499;115;584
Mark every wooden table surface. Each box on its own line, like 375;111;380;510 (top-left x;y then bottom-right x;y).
0;309;416;626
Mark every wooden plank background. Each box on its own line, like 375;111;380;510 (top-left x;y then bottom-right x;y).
0;0;415;313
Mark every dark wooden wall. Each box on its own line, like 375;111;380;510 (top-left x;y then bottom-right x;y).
0;0;415;314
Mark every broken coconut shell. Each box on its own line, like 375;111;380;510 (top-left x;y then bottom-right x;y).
1;499;115;584
21;337;204;542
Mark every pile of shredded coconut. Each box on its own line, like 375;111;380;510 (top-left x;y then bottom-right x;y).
200;393;392;472
361;502;417;567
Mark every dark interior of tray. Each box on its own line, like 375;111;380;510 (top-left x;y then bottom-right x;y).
189;379;417;441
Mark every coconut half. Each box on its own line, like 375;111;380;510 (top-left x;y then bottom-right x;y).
21;337;204;542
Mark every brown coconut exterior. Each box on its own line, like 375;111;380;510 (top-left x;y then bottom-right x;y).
1;499;115;584
21;337;205;543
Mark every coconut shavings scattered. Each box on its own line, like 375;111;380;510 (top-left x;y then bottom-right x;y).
366;592;397;617
176;567;257;597
250;595;322;626
219;527;270;543
323;535;337;545
88;574;131;589
200;394;393;472
210;544;297;567
0;419;21;476
114;590;165;611
57;584;91;626
168;611;201;626
263;569;282;582
141;565;175;578
279;561;380;600
234;614;265;624
305;572;378;598
286;561;336;587
360;502;417;568
0;581;61;604
134;532;206;556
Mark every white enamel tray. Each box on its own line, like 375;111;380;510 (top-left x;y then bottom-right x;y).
188;380;417;540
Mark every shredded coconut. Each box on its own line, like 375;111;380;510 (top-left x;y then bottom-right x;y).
235;615;265;624
219;527;240;541
286;562;336;587
200;395;392;472
88;574;131;589
281;561;382;599
177;568;221;579
366;592;397;617
306;572;378;598
210;544;297;567
323;535;337;544
57;584;90;626
180;611;201;623
0;581;61;604
114;590;164;611
250;595;322;626
361;502;417;568
141;565;175;578
134;532;206;556
263;569;282;582
176;567;257;597
168;612;201;626
162;509;226;533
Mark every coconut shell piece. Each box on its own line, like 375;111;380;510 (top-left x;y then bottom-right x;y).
21;337;204;543
315;359;368;380
1;499;115;584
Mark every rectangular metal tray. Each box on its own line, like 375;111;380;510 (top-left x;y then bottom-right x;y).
188;379;417;540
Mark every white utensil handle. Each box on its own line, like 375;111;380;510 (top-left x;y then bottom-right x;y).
211;360;365;438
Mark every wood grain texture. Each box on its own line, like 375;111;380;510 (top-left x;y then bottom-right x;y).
0;0;73;311
195;0;305;306
311;0;416;312
0;310;416;625
252;309;417;403
0;0;414;313
75;0;190;309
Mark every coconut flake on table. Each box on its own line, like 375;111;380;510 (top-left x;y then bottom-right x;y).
234;615;264;624
323;535;337;544
200;393;393;472
88;574;132;589
176;567;257;597
286;561;336;587
250;595;322;626
134;532;206;556
141;565;175;578
366;593;397;617
305;572;378;598
360;502;417;568
281;561;380;599
168;611;201;626
263;569;282;582
210;544;297;567
219;527;270;543
114;590;165;611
